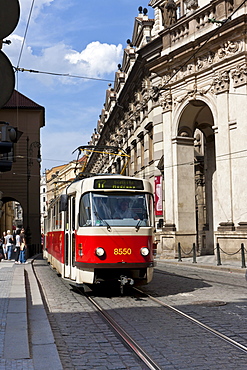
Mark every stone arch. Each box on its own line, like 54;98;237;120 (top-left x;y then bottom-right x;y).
1;197;24;235
175;99;215;255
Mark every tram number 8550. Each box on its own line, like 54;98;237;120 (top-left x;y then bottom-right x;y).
114;248;132;255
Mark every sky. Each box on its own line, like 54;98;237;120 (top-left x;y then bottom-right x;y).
3;0;154;174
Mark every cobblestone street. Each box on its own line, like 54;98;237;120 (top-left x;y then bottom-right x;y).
33;258;247;369
34;259;144;370
1;257;246;369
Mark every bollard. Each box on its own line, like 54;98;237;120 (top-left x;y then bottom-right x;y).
178;242;182;262
241;243;246;269
216;243;222;266
192;243;197;263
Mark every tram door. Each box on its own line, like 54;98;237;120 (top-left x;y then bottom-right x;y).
64;194;76;280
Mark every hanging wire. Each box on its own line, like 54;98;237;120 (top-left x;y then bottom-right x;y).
16;0;35;69
14;0;36;130
13;67;115;83
12;0;247;89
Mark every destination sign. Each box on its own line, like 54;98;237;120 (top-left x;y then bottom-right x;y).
94;178;144;190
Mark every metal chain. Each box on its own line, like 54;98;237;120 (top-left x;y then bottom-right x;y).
213;246;242;256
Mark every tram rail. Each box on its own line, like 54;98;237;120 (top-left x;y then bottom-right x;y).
133;287;247;355
32;257;247;369
84;290;162;370
79;285;247;369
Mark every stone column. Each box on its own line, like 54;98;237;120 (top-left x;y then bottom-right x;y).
172;136;197;251
162;108;175;228
213;77;233;230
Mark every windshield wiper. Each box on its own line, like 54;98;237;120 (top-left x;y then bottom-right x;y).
94;210;112;231
135;219;142;231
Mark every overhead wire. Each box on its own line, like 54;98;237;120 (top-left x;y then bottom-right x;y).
14;67;115;83
14;0;36;135
12;0;247;172
16;0;35;69
12;0;247;88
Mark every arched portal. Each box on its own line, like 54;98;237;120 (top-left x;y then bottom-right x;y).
176;99;215;255
0;197;23;235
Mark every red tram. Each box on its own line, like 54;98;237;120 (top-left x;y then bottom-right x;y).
44;175;155;290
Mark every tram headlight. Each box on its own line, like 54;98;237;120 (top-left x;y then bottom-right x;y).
95;247;105;257
140;247;149;256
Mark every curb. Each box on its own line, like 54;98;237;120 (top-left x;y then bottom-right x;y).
26;262;63;370
156;259;246;275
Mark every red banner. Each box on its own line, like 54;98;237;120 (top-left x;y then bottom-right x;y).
154;176;163;216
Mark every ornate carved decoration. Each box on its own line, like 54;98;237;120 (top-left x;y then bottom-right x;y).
217;41;240;60
231;63;247;87
195;177;205;187
173;84;208;106
155;41;241;88
185;0;198;11
213;70;230;94
142;92;149;106
196;52;214;71
134;91;141;103
227;0;234;13
151;86;161;102
135;103;142;113
159;0;177;28
161;93;172;112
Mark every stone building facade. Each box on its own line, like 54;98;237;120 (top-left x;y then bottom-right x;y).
86;0;247;260
0;90;45;250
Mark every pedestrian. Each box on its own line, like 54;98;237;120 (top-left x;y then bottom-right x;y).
19;228;27;264
2;231;7;260
5;230;14;260
0;235;3;261
41;233;44;250
14;229;21;264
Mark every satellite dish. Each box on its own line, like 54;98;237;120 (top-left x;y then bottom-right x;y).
0;0;20;40
0;51;15;108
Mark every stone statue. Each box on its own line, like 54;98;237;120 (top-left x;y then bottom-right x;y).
160;0;177;28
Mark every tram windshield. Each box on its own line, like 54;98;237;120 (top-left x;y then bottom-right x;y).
79;192;153;227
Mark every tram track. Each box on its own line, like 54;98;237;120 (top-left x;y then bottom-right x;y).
133;287;247;355
80;285;247;369
84;290;162;370
33;258;247;369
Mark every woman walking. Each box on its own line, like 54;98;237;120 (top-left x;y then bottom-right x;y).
19;228;27;264
14;229;21;264
2;231;7;260
5;230;14;260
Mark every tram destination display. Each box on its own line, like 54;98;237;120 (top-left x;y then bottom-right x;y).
94;178;144;190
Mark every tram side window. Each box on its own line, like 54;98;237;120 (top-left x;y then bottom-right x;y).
55;201;62;229
58;207;62;228
52;206;56;230
147;193;154;226
47;209;52;232
79;193;92;227
55;203;58;229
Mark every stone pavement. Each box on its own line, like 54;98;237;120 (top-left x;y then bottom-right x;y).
157;254;247;275
0;254;246;370
0;258;62;370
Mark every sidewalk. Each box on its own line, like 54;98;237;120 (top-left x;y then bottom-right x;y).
0;258;62;370
156;254;247;275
